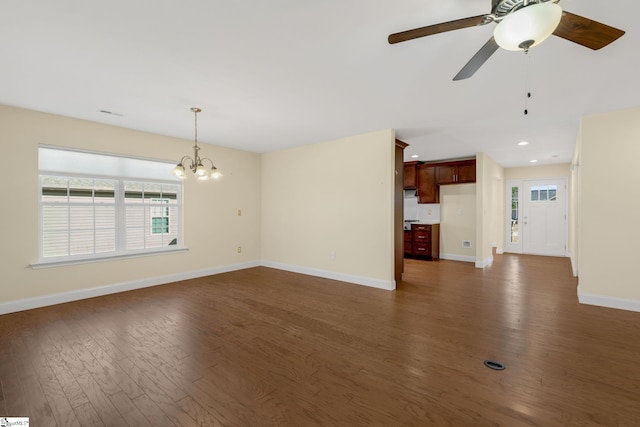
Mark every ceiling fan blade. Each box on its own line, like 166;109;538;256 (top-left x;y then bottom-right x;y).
453;37;499;81
553;11;625;50
388;15;487;44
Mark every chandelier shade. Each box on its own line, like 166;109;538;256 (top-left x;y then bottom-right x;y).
493;2;563;51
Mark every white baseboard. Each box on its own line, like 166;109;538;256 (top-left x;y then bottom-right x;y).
440;253;475;263
577;286;640;313
0;260;395;315
568;251;578;277
260;260;396;291
475;256;493;269
495;247;505;255
0;261;260;315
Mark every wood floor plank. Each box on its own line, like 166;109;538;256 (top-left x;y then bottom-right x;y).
185;376;260;426
73;369;128;426
9;336;57;426
73;401;105;427
118;354;186;403
21;330;82;427
132;393;177;427
176;395;225;427
47;349;91;409
108;390;152;427
115;358;196;426
64;319;144;400
0;349;28;416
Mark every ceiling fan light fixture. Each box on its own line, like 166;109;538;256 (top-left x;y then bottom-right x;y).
493;2;562;51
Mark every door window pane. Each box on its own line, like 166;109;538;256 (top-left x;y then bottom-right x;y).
511;186;519;243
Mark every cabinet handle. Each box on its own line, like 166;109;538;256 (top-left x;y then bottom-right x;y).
418;236;425;239
418;248;425;251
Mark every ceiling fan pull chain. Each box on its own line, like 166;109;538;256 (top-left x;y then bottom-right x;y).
524;50;532;116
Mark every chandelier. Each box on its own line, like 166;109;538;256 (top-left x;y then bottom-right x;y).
173;107;222;180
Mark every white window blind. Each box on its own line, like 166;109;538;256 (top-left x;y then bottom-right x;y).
124;182;179;250
38;147;183;265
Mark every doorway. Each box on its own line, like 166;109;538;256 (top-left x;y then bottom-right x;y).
505;178;567;256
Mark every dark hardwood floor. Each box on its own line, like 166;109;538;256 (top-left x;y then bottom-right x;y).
1;254;640;426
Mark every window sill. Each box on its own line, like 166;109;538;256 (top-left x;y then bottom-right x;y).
30;247;189;269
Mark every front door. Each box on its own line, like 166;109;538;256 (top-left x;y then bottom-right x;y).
505;178;567;256
522;178;567;256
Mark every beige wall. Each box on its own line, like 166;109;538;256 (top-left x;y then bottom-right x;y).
475;153;504;266
569;127;581;276
505;163;570;181
579;106;640;303
261;129;396;288
0;105;261;305
440;184;476;261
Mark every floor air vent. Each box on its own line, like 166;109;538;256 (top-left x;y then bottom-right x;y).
483;360;505;370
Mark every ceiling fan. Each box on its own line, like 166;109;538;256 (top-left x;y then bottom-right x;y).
388;0;625;80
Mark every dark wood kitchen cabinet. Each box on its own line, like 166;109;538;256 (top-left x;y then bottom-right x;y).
435;159;476;185
406;224;439;260
404;230;413;255
403;161;420;189
405;157;475;204
416;164;438;204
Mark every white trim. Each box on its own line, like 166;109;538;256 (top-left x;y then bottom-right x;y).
568;251;578;277
475;256;493;268
577;286;640;313
260;260;396;291
1;260;396;315
0;261;259;315
492;242;505;255
440;253;475;263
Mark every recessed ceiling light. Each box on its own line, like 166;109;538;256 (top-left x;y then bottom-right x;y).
530;159;538;163
518;141;529;146
411;154;419;159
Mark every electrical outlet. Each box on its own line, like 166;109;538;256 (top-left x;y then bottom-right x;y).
237;246;242;253
330;251;336;260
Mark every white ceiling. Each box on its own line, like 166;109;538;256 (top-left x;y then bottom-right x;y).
1;0;638;167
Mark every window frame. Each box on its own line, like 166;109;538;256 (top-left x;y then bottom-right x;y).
34;171;185;269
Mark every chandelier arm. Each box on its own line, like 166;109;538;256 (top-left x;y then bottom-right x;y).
179;155;196;171
200;157;216;168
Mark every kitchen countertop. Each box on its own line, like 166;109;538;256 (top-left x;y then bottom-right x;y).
404;220;440;230
404;220;440;225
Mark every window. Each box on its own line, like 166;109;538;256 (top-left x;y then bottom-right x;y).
510;186;519;244
38;147;182;265
123;182;178;249
41;176;117;257
530;184;557;202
